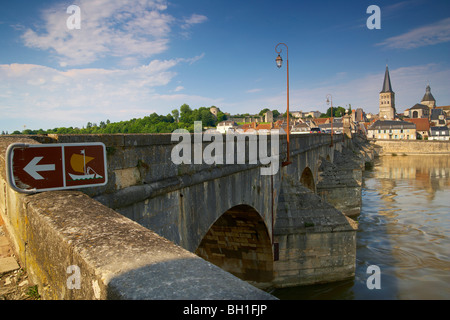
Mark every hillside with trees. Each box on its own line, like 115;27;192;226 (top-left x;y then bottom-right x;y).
7;104;229;135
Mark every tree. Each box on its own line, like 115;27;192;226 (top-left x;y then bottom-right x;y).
324;106;346;117
283;111;293;118
201;109;215;127
259;108;270;116
216;111;227;123
179;104;192;123
171;109;179;122
272;110;280;118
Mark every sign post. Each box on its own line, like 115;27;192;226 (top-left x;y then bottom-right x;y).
5;143;107;194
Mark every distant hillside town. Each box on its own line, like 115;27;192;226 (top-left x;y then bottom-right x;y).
216;65;450;141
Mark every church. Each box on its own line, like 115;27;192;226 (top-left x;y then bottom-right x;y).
369;65;417;140
379;65;396;120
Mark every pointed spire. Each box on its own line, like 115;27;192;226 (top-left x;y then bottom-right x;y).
381;65;393;93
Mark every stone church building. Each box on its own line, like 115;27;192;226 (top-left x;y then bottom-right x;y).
379;65;396;120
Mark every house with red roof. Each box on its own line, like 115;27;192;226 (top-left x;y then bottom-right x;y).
405;118;430;140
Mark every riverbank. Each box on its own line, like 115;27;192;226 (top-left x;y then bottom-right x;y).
369;139;450;156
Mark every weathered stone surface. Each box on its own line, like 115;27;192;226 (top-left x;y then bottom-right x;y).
370;139;450;155
273;175;357;287
316;137;376;216
0;257;19;274
1;188;275;300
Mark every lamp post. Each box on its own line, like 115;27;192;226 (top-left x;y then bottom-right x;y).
326;94;333;147
275;43;291;166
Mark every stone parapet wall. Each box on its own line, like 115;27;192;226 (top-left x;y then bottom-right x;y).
370;139;450;155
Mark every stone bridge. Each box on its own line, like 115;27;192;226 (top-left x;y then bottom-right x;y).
0;132;374;298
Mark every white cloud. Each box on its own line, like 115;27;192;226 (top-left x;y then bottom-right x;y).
376;17;450;49
182;14;208;29
21;0;207;66
246;88;263;93
0;57;209;131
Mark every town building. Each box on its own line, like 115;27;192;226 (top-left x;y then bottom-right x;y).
408;103;430;119
436;105;450;117
318;118;343;134
264;111;273;123
351;108;366;122
430;108;447;127
291;123;311;134
405;118;430;140
367;120;416;140
429;127;450;141
216;120;238;133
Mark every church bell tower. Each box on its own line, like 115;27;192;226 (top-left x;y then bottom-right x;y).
379;65;396;120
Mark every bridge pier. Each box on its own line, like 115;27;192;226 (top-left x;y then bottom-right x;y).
316;136;376;217
272;175;358;287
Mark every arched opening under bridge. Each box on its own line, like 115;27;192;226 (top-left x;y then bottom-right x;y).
195;205;273;284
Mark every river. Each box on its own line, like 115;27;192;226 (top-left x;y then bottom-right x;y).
272;155;450;300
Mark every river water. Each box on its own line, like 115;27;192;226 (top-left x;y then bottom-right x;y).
272;155;450;300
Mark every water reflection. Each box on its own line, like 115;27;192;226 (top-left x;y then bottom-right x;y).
272;155;450;300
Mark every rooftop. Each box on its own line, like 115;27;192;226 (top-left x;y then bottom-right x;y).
410;103;429;110
405;118;430;131
421;85;436;103
369;120;415;130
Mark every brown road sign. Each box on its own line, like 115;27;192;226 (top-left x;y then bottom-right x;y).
5;143;107;194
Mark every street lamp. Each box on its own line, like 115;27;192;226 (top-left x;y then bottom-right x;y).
326;94;333;147
275;43;291;166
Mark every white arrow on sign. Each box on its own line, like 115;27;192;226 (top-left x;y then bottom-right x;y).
23;156;56;180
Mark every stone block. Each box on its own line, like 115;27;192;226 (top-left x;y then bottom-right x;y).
114;167;141;189
0;257;19;273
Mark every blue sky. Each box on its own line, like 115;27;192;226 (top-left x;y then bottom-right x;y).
1;0;450;133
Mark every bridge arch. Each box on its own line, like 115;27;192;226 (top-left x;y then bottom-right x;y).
195;204;273;285
300;167;315;192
